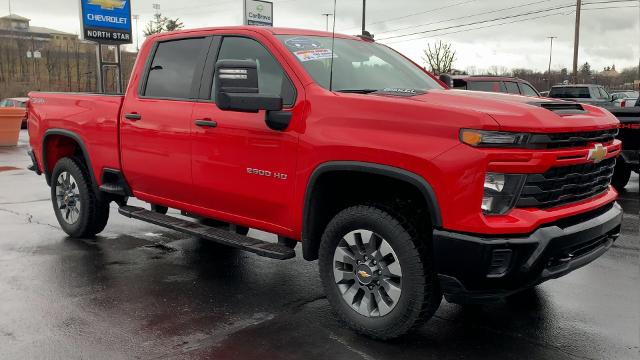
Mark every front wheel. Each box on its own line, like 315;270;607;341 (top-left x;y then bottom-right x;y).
611;161;631;192
318;205;441;339
51;157;110;238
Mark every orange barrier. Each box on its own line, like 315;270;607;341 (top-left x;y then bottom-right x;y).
0;108;26;146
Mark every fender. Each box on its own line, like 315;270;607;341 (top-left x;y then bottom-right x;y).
301;161;442;260
42;129;99;194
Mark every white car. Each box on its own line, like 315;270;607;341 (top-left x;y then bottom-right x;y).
611;91;639;108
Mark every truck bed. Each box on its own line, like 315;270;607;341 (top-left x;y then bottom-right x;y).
28;92;124;185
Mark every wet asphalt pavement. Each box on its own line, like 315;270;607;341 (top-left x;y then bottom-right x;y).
0;131;638;359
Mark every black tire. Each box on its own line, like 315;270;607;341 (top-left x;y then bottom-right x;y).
51;157;110;238
318;205;442;339
611;161;631;191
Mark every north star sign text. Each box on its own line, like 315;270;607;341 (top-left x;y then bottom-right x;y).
87;13;128;25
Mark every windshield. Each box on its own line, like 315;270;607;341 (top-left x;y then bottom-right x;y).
277;35;442;92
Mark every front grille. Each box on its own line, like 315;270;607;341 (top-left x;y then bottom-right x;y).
528;129;618;149
516;157;616;209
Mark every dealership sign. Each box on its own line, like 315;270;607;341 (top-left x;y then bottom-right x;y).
79;0;133;44
244;0;273;27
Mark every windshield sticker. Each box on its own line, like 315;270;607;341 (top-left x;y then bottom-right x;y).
294;49;337;62
285;37;322;50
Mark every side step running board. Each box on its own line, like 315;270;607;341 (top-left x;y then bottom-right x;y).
118;205;295;260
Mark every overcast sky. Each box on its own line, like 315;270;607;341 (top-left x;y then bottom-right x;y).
5;0;640;73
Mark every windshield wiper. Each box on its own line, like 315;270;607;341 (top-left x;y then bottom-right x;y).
335;89;378;94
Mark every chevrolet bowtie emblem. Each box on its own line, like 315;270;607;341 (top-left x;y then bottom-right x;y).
88;0;127;10
358;270;371;278
587;143;607;163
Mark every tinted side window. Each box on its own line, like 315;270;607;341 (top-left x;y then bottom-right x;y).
467;81;506;93
549;87;591;98
504;82;520;94
519;83;539;97
214;37;295;106
144;37;209;99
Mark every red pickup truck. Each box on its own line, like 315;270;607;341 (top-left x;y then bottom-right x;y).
27;27;623;339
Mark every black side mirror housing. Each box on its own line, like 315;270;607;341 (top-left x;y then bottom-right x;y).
439;74;453;88
214;59;283;112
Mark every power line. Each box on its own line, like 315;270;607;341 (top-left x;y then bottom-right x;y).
379;2;636;45
378;3;578;41
340;0;479;32
375;0;564;36
380;11;569;44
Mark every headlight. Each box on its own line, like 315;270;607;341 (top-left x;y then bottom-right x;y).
460;129;529;147
482;173;525;215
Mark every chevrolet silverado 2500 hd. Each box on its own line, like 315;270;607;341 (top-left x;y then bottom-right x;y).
27;27;623;339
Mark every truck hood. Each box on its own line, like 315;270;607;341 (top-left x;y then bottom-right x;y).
398;89;619;133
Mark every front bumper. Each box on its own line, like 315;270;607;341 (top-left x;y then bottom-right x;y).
433;202;622;304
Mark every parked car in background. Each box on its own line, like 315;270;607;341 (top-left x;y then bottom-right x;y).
439;75;541;97
610;91;639;108
609;107;640;190
539;90;550;97
0;97;28;128
548;85;617;108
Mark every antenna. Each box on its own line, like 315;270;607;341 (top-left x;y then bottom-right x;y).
329;0;337;91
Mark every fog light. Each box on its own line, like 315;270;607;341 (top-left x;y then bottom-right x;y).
482;173;525;215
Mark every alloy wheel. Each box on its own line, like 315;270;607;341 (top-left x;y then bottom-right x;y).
55;171;81;225
332;229;403;317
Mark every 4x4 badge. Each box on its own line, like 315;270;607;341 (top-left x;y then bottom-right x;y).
587;143;607;163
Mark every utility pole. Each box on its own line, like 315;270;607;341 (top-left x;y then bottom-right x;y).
7;0;11;15
133;14;140;51
547;36;557;90
572;0;581;84
361;0;366;36
322;13;332;32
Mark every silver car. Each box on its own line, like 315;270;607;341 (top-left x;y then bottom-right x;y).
548;84;617;109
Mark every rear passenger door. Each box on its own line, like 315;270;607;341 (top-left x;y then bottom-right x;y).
120;36;212;205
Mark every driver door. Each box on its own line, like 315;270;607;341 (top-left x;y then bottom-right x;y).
190;34;302;232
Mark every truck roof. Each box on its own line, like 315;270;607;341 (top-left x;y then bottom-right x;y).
147;26;363;42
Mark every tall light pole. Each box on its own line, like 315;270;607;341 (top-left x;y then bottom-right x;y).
7;0;11;15
547;36;557;90
133;14;140;51
361;0;366;36
572;0;582;84
322;13;332;31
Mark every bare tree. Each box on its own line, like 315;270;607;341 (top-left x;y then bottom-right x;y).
422;41;456;75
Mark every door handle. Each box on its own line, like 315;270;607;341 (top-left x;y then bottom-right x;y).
125;113;142;121
195;119;218;128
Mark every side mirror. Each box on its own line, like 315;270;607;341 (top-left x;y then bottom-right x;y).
439;74;453;88
214;59;283;112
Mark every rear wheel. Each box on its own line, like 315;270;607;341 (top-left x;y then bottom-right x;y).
51;157;110;238
319;205;441;339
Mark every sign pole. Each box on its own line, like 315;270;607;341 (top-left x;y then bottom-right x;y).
95;45;103;93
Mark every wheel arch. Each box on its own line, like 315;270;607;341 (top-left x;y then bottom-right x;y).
42;129;98;192
301;161;442;261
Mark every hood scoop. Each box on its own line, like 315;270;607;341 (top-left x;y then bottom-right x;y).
529;102;586;115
